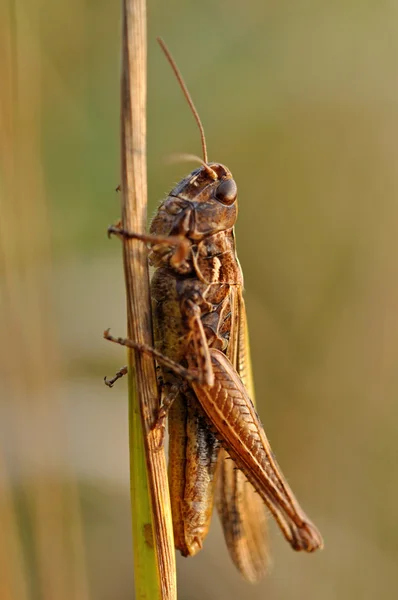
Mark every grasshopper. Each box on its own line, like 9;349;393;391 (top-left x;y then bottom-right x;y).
105;39;323;582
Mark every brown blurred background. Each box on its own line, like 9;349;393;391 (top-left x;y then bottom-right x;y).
1;1;398;599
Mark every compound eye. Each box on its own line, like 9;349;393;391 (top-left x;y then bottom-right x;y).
214;178;237;205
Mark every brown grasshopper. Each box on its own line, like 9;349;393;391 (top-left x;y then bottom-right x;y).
105;38;323;582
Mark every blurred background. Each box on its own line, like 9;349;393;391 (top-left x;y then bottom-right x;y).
1;1;398;598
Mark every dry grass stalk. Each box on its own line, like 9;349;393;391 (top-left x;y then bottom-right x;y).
119;1;176;598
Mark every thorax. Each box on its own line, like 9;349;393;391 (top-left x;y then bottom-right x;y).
150;229;243;365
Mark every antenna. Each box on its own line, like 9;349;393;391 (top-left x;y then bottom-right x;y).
157;37;210;166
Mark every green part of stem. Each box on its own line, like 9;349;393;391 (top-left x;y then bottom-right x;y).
128;355;160;600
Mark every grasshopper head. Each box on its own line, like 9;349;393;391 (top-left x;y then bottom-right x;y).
150;163;238;241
